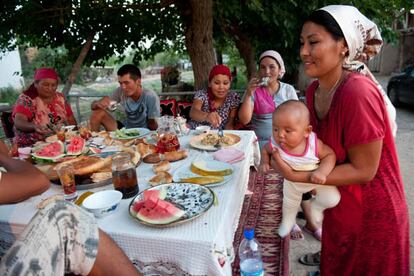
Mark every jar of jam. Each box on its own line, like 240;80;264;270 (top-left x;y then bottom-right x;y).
156;116;180;153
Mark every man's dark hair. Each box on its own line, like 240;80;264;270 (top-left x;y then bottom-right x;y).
117;64;141;80
306;10;344;42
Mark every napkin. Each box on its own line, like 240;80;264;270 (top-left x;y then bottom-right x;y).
212;148;245;164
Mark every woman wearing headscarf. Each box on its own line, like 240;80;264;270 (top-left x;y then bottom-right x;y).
238;50;298;149
273;5;409;275
188;64;240;130
13;68;77;147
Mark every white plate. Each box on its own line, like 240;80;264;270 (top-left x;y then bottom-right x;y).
129;183;214;227
110;128;150;140
173;160;233;187
189;133;241;151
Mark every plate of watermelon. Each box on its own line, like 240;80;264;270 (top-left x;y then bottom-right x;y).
129;183;214;227
32;136;87;163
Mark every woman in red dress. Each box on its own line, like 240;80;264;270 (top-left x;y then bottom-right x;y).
13;68;77;147
273;5;409;275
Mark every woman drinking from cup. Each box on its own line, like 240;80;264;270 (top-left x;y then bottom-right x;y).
188;65;240;130
12;68;77;147
238;50;298;149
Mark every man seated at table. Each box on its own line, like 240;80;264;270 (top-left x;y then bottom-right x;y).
0;143;141;276
90;64;160;131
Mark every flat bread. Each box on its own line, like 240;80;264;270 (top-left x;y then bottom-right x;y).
56;156;112;176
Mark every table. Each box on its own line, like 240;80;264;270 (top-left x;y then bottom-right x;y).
0;130;260;275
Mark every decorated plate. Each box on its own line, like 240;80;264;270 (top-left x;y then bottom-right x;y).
172;161;233;187
190;132;241;151
129;183;214;227
110;128;150;140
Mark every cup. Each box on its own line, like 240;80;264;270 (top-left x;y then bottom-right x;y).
56;163;78;201
112;152;138;199
259;77;270;86
107;101;118;112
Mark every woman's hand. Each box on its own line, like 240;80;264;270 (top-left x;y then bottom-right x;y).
245;76;260;97
207;112;222;128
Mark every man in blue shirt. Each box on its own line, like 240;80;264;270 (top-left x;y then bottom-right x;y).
90;64;160;131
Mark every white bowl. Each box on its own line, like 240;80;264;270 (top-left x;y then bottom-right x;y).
82;190;122;218
195;125;211;134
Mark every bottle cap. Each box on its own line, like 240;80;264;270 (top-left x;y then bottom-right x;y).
243;227;254;240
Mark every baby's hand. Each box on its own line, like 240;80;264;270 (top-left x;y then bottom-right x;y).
259;162;271;174
309;171;327;184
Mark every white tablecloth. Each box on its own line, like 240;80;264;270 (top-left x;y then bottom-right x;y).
0;130;260;276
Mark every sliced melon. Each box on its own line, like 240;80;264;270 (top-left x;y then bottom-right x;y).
190;160;233;176
32;141;65;162
66;136;86;156
137;198;185;225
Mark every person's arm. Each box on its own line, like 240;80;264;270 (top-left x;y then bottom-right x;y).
238;77;259;125
272;140;382;186
14;113;49;135
91;96;112;110
0;153;50;204
309;139;336;184
67;115;77;126
146;92;160;131
189;99;221;128
147;119;158;131
259;143;272;174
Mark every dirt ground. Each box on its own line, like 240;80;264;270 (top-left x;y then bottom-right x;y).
288;75;414;275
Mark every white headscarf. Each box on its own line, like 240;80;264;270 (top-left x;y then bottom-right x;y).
259;50;286;78
320;5;397;137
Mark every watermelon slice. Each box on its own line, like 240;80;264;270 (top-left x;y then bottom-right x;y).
137;198;185;225
143;188;167;201
66;136;85;156
32;141;65;162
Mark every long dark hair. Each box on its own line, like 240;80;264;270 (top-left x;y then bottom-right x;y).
306;10;345;41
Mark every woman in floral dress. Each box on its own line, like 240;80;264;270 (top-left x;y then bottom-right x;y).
12;68;77;147
188;65;240;130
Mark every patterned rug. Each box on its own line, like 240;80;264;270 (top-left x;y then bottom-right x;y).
232;168;289;275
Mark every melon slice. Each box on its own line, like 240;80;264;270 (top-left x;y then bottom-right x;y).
190;160;233;176
66;136;86;156
137;198;185;225
32;141;65;162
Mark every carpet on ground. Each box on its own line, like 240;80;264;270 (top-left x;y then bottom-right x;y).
232;168;289;275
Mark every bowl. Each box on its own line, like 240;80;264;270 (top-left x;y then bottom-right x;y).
82;190;122;218
195;125;211;134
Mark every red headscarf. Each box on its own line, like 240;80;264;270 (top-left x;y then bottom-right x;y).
207;64;232;112
24;68;59;99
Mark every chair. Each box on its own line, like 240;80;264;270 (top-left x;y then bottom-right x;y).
160;98;177;117
1;111;14;138
176;101;192;120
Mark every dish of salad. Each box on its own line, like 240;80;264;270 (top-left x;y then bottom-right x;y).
111;128;150;140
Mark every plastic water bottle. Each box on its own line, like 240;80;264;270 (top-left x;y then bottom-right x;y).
238;228;264;276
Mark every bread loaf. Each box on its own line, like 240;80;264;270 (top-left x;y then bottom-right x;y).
149;171;173;186
143;153;161;163
153;160;171;173
163;149;188;162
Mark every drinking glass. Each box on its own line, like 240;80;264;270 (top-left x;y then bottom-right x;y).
56;163;78;201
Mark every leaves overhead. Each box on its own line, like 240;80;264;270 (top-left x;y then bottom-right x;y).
0;1;184;66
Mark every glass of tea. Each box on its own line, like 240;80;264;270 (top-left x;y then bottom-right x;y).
112;152;138;199
56;163;78;201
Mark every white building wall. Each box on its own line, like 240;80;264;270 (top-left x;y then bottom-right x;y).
0;48;24;89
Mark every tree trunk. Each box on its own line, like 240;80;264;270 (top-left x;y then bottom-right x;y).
234;36;256;81
62;33;95;96
177;0;216;90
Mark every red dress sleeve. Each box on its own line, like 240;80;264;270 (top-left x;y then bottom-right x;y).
339;74;386;149
65;101;74;117
12;94;34;120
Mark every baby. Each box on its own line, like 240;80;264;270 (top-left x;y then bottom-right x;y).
260;100;340;238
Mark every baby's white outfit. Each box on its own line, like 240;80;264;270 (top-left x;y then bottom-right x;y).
272;132;341;238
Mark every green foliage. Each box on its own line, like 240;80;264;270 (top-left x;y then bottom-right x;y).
0;87;19;105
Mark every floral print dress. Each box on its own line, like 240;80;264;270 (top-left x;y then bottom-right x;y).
12;92;73;146
188;89;240;130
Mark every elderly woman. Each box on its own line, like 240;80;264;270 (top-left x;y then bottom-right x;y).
275;5;409;274
12;68;77;147
238;50;298;148
188;64;240;130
